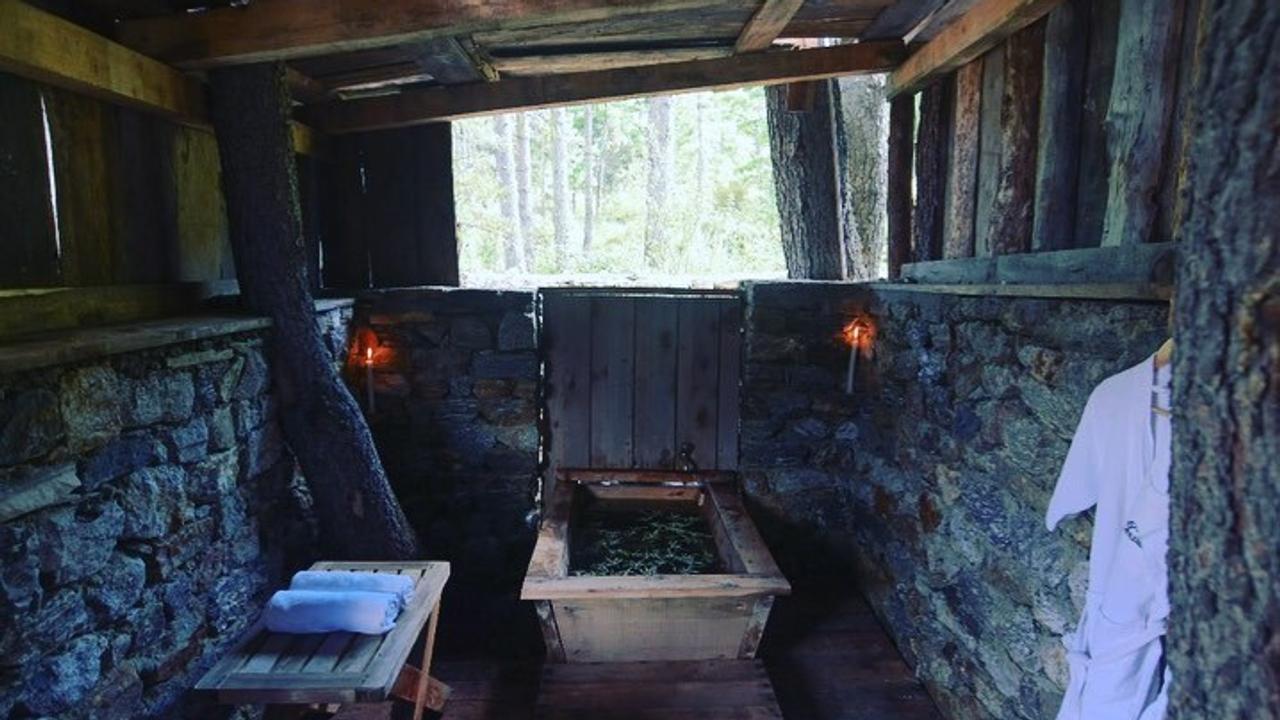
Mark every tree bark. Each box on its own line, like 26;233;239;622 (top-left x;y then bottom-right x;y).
1031;0;1089;251
886;93;914;279
1099;0;1185;245
644;96;674;268
766;81;844;280
986;20;1045;256
944;59;982;259
913;79;950;263
1167;0;1280;716
832;75;888;280
207;62;418;560
551;107;570;270
491;114;524;270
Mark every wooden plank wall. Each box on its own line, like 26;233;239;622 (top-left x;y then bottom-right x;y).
543;291;743;488
320;123;459;291
888;0;1200;274
0;70;333;294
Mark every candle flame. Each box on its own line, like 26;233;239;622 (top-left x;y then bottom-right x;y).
841;318;872;348
365;346;374;365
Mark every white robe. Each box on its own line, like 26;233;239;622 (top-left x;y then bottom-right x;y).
1047;353;1171;720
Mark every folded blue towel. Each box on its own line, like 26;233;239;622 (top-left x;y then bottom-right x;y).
289;571;415;609
263;590;401;635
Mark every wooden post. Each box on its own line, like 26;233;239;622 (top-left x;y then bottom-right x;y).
974;44;1005;256
943;59;982;259
1031;0;1089;251
986;20;1045;256
912;79;950;263
1072;0;1120;247
1099;0;1186;245
1167;0;1279;716
886;94;915;278
207;62;419;560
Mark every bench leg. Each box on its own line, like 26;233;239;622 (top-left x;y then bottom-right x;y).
414;600;441;720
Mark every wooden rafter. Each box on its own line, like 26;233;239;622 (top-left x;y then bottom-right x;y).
887;0;1063;97
303;42;905;133
735;0;807;53
0;0;205;123
115;0;719;69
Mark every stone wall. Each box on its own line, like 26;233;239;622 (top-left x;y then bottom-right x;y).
352;288;541;655
739;281;1166;720
0;306;351;719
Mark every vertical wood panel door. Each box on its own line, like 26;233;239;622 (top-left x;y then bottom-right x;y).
542;290;742;485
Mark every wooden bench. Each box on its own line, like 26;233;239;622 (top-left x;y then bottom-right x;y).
196;561;450;720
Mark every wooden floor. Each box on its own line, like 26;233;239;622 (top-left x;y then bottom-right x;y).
339;591;940;720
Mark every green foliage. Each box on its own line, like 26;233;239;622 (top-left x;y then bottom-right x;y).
453;89;784;284
569;510;720;576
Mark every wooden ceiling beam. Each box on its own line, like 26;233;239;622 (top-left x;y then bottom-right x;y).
0;0;326;155
302;41;906;133
735;0;807;53
887;0;1062;97
115;0;719;69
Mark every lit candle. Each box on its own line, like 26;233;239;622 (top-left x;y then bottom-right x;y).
365;346;376;414
845;326;861;395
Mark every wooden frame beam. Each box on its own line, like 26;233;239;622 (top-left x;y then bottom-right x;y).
116;0;717;69
0;1;327;156
0;0;205;123
303;42;905;133
887;0;1063;97
735;0;807;53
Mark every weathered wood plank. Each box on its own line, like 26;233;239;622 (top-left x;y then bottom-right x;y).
545;294;593;497
901;240;1178;285
862;0;947;41
0;0;206;124
559;469;735;485
943;59;982;258
1156;0;1202;247
0;73;60;287
715;301;742;470
676;300;722;471
1072;0;1120;248
986;21;1045;256
117;0;719;68
912;79;950;262
1099;0;1186;245
305;43;905;132
633;298;679;468
589;297;636;468
43;87;113;285
887;0;1062;97
886;94;915;278
1031;0;1089;251
491;47;732;76
523;574;792;600
735;0;807;53
973;43;1005;256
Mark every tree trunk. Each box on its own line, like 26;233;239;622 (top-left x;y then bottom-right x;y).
766;81;844;280
1167;0;1280;716
491;114;524;270
551;107;570;269
832;75;888;280
644;96;674;268
886;93;914;279
912;79;950;263
514;113;534;268
1031;0;1089;251
582;105;595;256
986;19;1045;256
207;63;418;560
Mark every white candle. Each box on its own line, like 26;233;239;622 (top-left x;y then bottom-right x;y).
365;346;376;413
845;326;864;395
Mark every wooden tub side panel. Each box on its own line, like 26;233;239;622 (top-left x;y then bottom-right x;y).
552;597;754;662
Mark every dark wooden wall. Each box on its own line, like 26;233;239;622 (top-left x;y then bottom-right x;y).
321;123;459;290
888;0;1201;272
543;291;742;484
0;71;234;290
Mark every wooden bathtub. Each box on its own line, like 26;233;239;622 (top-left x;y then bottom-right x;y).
521;469;791;663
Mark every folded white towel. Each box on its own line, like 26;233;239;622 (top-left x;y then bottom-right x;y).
289;571;415;609
263;590;401;635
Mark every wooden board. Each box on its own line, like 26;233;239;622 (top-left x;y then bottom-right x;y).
536;659;782;718
543;292;741;474
735;0;807;53
973;43;1004;256
912;78;950;262
886;94;914;278
0;73;59;287
304;43;904;132
196;562;450;705
984;18;1044;256
633;298;680;468
942;59;982;259
1030;0;1088;251
1072;0;1119;248
900;241;1177;285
